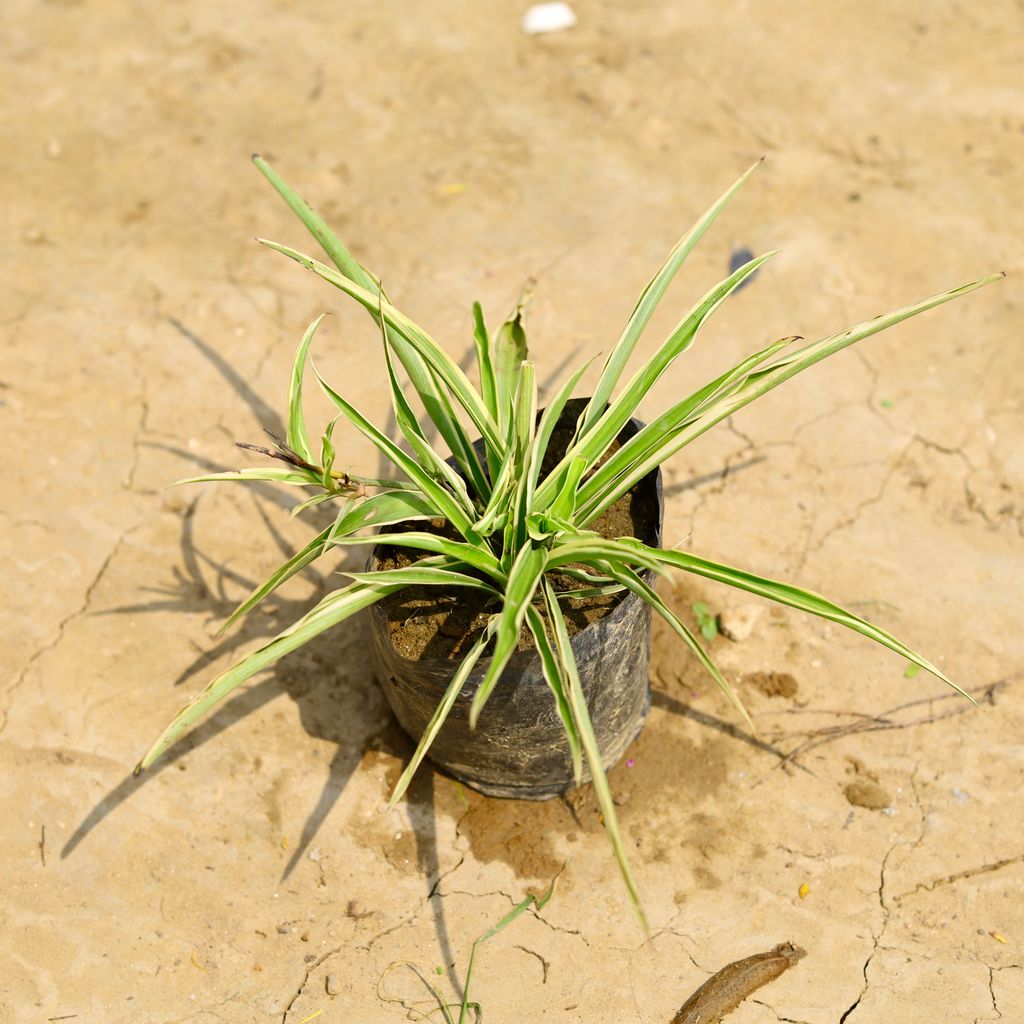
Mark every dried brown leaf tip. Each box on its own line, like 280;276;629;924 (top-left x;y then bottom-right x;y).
672;942;806;1024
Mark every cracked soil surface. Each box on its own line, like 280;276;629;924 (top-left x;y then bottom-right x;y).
3;2;1023;1021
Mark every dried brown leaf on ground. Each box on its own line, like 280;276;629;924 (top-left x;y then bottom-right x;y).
671;942;806;1024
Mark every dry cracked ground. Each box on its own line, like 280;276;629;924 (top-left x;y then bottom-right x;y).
3;1;1023;1022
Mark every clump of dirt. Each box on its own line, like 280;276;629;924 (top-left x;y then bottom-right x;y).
743;670;800;699
844;779;892;810
451;707;736;881
374;399;661;662
842;757;892;810
456;792;575;880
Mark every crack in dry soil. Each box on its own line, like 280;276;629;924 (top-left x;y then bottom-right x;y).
894;852;1024;903
839;761;926;1023
751;998;814;1024
764;675;1014;769
280;945;343;1023
0;519;146;736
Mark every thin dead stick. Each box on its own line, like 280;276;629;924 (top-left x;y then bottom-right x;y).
671;942;805;1024
769;674;1018;769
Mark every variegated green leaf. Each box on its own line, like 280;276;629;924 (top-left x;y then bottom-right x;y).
525;605;582;784
468;543;548;727
344;564;501;597
287;314;326;463
137;571;434;772
578;160;762;434
494;287;531;434
316;370;477;537
541;578;646;930
389;622;495;807
630;541;974;702
580;272;1004;520
331;530;504;581
535;249;775;508
598;560;753;731
259;238;502;454
175;467;319;487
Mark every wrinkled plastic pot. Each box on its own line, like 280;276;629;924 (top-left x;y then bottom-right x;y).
368;413;663;800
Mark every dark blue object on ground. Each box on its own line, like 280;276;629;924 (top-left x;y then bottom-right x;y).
729;247;758;291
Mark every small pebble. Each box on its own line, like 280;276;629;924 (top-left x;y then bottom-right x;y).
728;247;759;291
522;2;576;35
719;604;763;642
325;972;341;995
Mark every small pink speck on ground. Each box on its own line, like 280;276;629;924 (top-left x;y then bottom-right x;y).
690;691;699;698
626;758;635;767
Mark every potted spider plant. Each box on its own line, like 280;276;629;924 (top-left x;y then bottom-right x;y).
137;157;1000;926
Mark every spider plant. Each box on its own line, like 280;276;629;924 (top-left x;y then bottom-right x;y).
137;156;1001;928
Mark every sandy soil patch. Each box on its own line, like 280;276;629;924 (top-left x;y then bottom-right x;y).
3;2;1022;1021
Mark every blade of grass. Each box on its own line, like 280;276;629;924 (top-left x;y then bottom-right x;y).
457;882;556;1024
